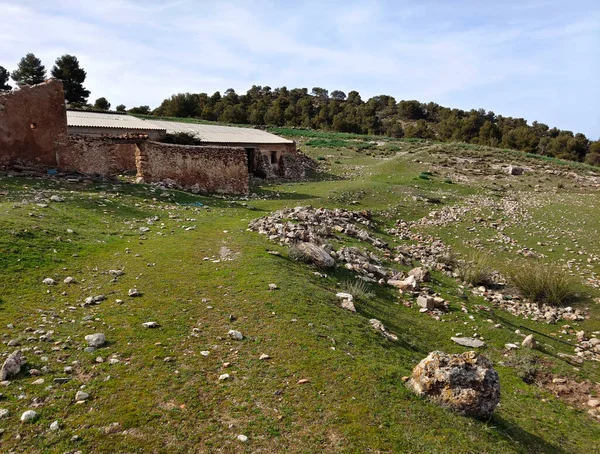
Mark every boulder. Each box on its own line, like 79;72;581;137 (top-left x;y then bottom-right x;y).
522;334;536;349
407;351;500;419
1;350;25;380
417;295;435;310
451;337;486;348
294;242;335;268
84;333;106;348
506;166;524;176
409;267;431;283
388;275;419;291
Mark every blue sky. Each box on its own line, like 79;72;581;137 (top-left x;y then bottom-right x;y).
1;0;599;137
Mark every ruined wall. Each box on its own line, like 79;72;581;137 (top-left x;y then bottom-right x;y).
0;80;67;169
56;135;140;175
137;142;249;194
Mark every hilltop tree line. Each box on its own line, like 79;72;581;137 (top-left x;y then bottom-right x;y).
153;87;600;165
1;54;598;165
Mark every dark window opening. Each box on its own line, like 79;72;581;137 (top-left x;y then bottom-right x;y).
270;151;277;164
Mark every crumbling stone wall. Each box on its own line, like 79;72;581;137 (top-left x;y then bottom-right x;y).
137;141;249;194
56;135;141;176
0;80;67;169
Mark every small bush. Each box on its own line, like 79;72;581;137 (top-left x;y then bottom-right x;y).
161;132;203;145
316;156;326;161
444;178;453;184
507;351;543;384
418;174;430;180
457;252;495;287
506;261;579;306
340;279;374;301
438;250;459;269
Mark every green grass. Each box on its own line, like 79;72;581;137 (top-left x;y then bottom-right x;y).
1;129;599;453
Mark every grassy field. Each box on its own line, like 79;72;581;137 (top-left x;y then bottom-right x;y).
1;131;599;453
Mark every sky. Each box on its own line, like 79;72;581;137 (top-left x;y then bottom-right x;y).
1;0;599;138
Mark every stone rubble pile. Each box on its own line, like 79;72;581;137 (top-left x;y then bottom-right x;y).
471;287;587;323
248;206;386;249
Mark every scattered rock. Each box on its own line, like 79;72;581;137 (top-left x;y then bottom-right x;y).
388;275;419;291
340;299;356;312
42;278;55;285
228;330;244;340
50;420;60;431
1;350;25;380
142;322;159;328
369;319;398;341
0;408;9;419
297;379;310;384
451;337;486;348
587;399;600;408
237;434;248;442
522;334;536;349
84;333;106;348
20;410;38;422
218;373;230;381
128;288;141;297
103;422;121;434
50;195;64;202
75;391;89;401
64;276;75;284
407;350;500;419
259;354;271;360
417;295;435;311
409;267;431;283
268;283;278;290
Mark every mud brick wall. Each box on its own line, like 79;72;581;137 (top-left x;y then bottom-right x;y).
0;80;67;169
137;142;249;194
56;135;139;175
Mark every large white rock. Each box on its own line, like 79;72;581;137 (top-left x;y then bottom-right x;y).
84;333;106;348
1;350;25;380
20;410;38;422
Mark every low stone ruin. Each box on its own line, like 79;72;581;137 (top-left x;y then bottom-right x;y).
406;351;500;419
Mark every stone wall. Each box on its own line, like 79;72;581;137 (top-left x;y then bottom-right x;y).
137;141;249;194
56;135;141;176
0;80;67;169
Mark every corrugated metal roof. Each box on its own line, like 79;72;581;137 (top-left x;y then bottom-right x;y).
146;120;294;144
67;111;166;131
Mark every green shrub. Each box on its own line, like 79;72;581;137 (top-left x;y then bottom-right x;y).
161;132;203;145
340;279;374;301
418;174;430;180
506;261;579;306
507;351;543;384
316;156;326;161
457;252;495;287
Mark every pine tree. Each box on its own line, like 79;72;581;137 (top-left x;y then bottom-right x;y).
0;66;11;90
94;97;111;110
51;55;90;104
11;53;46;87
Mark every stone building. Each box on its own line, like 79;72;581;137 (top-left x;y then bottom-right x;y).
1;79;304;194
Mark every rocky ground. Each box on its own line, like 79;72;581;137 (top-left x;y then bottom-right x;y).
1;136;600;453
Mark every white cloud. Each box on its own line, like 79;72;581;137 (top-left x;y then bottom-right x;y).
1;0;598;137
